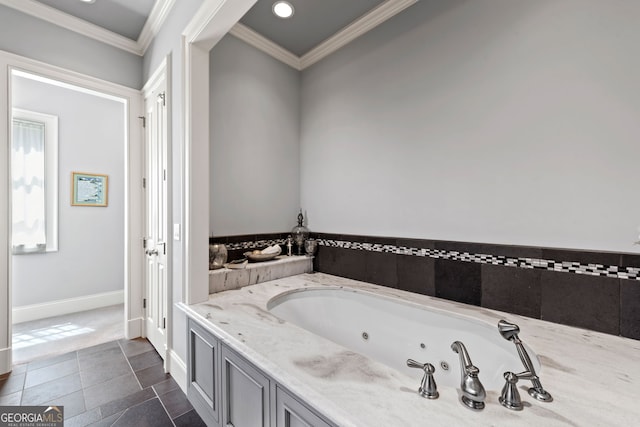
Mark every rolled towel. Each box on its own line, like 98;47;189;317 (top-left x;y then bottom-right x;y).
261;244;282;255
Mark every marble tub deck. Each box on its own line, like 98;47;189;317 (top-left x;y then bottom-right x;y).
181;273;640;427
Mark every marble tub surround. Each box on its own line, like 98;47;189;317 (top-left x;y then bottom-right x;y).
208;255;312;293
183;273;640;426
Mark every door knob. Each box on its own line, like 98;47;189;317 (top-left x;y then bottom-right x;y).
146;249;158;256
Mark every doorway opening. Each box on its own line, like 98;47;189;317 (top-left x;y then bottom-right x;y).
10;70;127;364
0;51;145;374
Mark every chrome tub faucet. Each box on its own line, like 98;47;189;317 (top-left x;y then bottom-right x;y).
498;319;553;403
451;341;486;410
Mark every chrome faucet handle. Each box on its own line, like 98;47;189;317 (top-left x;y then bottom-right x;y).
451;341;486;410
406;359;439;399
498;320;553;402
499;371;523;411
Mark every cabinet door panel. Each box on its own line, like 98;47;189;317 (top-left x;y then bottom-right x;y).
187;319;221;426
276;387;333;427
222;346;270;427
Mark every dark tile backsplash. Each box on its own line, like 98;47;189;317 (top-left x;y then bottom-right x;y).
210;232;640;340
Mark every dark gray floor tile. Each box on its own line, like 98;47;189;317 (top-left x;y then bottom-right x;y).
0;372;25;396
79;351;131;388
174;409;207;427
25;358;79;388
128;350;163;372
135;363;170;389
78;345;124;368
43;390;85;419
158;387;193;419
112;397;173;427
397;254;435;296
28;351;77;371
481;264;541;319
119;338;154;358
83;373;142;409
66;408;101;427
21;373;82;405
152;377;179;396
541;271;620;335
435;259;482;306
99;387;156;418
0;390;21;405
88;411;123;427
77;341;120;358
620;279;640;339
365;251;397;288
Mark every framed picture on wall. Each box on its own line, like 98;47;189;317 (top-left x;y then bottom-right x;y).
71;172;108;207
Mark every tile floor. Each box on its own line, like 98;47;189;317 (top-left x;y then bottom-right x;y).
0;338;206;427
12;304;125;365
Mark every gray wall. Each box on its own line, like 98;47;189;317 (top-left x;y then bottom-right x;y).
12;75;125;307
209;35;300;236
299;0;640;254
0;5;142;89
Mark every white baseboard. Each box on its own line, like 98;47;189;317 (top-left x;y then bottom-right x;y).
168;349;188;393
126;316;144;339
12;290;125;324
0;346;11;375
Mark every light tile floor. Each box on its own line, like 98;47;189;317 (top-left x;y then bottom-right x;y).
12;304;125;365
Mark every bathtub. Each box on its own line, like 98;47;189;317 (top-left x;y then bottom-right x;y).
267;286;540;390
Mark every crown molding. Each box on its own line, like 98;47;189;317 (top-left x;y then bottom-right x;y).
137;0;175;53
0;0;142;55
229;23;301;70
228;0;417;71
300;0;418;69
0;0;175;56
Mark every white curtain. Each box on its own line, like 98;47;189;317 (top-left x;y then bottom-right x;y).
12;118;47;253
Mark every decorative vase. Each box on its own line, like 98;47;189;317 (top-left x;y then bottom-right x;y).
209;243;228;270
291;209;309;255
304;239;318;257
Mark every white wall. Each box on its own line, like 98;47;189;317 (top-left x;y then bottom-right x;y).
300;0;640;253
12;75;125;307
0;5;142;89
209;35;300;236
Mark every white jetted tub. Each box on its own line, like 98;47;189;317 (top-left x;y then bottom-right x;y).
267;286;540;390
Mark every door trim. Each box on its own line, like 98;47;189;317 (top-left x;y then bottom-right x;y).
0;50;144;374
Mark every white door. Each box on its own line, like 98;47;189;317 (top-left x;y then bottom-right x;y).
144;75;168;358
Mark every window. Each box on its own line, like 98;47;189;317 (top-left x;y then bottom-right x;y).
11;108;58;254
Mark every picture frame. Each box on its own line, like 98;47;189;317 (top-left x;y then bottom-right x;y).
71;172;108;207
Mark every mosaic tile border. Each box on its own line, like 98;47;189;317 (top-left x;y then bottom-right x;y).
317;239;640;281
213;237;640;281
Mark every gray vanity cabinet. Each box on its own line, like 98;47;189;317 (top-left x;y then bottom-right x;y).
187;316;336;427
276;386;332;427
187;319;222;427
221;345;271;427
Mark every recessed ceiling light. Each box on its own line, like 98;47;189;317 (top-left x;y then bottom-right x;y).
272;1;294;19
80;0;96;3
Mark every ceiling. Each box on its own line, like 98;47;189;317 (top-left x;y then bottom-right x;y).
34;0;157;41
240;0;386;57
5;0;416;63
